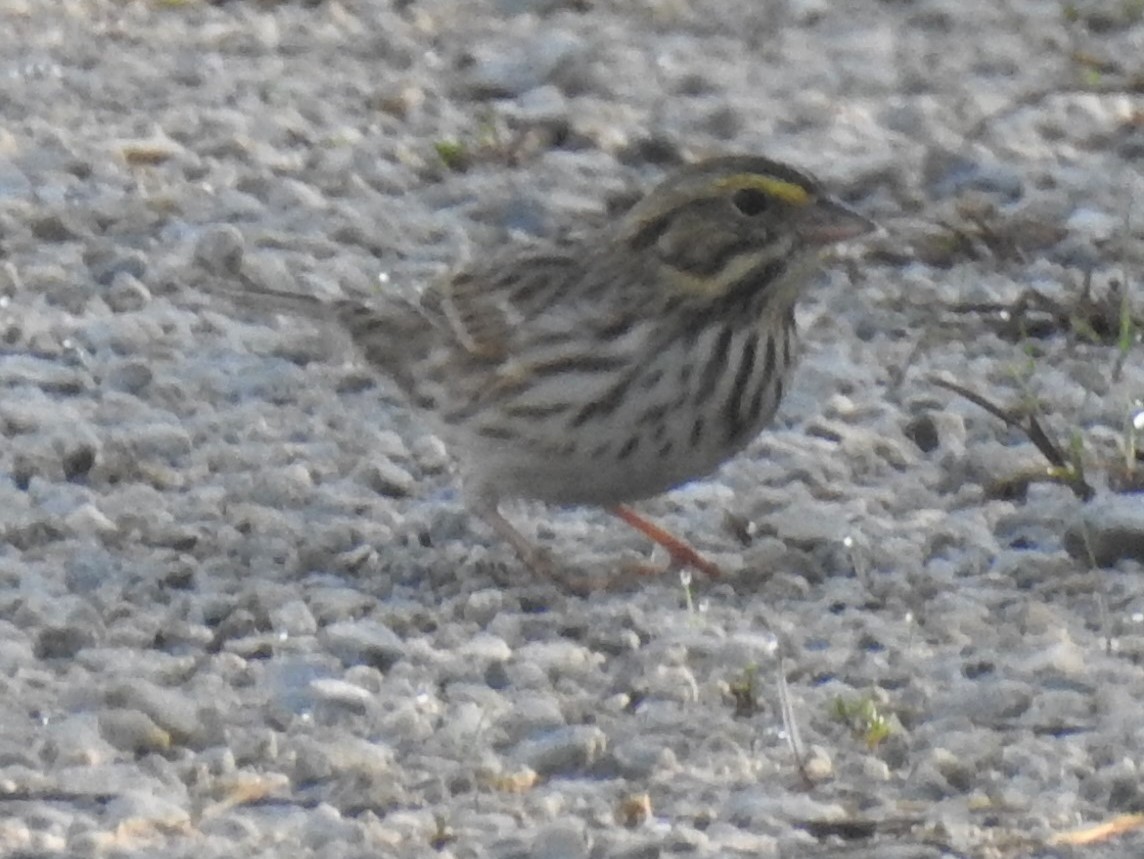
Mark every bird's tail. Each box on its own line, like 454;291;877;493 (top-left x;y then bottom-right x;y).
193;226;430;399
193;225;345;317
213;279;334;318
194;224;384;327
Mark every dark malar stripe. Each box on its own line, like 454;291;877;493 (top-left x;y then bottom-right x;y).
723;331;758;441
721;258;788;307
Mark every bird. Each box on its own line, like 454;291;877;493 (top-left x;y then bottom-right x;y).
200;155;875;586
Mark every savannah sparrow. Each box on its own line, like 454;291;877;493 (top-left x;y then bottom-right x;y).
202;155;874;584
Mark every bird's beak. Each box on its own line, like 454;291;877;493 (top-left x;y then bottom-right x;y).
799;196;878;246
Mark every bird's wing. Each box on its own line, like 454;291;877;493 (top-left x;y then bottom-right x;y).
422;246;583;364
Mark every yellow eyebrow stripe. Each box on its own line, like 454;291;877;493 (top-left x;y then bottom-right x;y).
715;173;810;206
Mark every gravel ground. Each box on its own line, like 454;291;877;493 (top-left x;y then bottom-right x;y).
2;0;1144;857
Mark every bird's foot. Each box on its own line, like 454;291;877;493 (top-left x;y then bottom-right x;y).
610;504;721;578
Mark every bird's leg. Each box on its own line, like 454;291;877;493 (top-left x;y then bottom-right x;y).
466;498;616;593
610;504;721;578
468;494;720;589
470;497;554;576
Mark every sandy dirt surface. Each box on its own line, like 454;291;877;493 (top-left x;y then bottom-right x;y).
1;0;1143;856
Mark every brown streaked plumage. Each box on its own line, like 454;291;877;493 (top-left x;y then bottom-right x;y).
207;155;875;585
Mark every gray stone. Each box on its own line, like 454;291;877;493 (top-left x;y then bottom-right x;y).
530;820;588;859
466;31;585;97
1065;496;1144;566
355;458;416;497
321;619;406;670
269;599;319;637
85;243;148;286
104;680;207;748
104;272;152;312
308;677;374;714
922;147;1024;200
192;225;245;277
98;709;171;754
104;360;153;394
35;624;98;660
512;725;606;776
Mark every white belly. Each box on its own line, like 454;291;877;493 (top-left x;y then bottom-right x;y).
464;319;795;506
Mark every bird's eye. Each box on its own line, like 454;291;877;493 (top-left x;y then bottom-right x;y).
731;187;772;217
